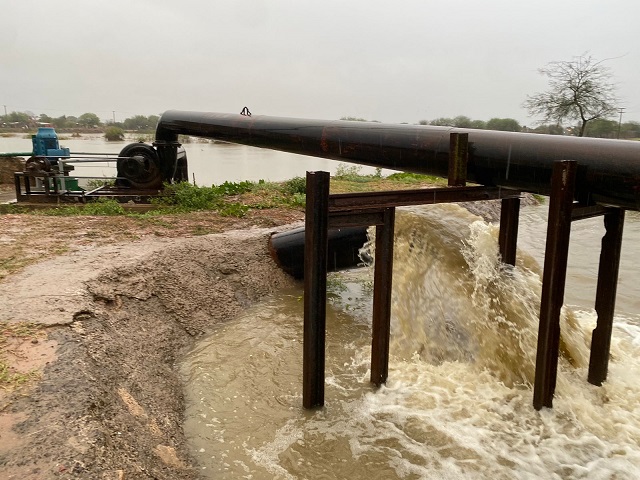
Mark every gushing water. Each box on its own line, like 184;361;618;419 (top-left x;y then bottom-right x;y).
181;204;640;479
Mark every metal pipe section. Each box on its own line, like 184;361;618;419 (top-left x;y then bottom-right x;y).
156;110;640;210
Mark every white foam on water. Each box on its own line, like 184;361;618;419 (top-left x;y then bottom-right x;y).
182;204;640;479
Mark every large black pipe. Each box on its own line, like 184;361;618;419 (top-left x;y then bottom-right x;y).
268;226;369;279
156;110;640;210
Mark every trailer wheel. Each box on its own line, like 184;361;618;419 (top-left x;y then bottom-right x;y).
116;143;163;189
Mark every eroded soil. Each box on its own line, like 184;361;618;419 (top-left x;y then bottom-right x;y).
0;208;303;479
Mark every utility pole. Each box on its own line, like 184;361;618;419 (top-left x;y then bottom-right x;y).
3;105;6;117
617;108;625;139
112;111;116;124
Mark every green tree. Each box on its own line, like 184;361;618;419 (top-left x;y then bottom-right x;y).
620;121;640;139
147;115;159;129
523;54;618;137
486;118;522;132
6;111;31;124
531;124;565;135
451;115;474;128
78;112;101;128
429;117;454;126
38;113;54;124
52;115;69;129
339;116;379;122
583;118;618;138
123;115;150;130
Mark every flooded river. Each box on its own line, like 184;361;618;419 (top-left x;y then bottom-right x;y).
0;133;387;185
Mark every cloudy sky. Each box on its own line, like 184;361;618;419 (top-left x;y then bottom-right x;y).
1;0;638;126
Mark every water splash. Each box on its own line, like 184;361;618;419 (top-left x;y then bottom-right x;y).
182;203;640;479
383;204;590;387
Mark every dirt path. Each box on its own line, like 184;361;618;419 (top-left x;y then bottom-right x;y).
0;211;303;479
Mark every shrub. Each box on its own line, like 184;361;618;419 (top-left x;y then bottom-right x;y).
104;126;125;141
283;176;306;195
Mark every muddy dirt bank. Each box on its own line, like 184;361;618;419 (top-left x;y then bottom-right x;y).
1;227;299;479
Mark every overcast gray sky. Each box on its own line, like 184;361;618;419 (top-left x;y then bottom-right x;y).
1;0;638;126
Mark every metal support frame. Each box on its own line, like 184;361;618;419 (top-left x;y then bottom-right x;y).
303;152;624;411
534;160;577;410
588;208;625;386
303;171;330;409
370;207;396;386
498;198;520;266
533;160;626;409
302;133;522;408
448;133;468;187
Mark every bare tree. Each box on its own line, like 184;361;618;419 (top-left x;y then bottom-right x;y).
523;54;618;137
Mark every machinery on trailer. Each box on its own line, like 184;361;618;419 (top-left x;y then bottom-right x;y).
11;126;188;203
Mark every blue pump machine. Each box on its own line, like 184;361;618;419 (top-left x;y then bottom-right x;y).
32;127;70;159
29;127;81;191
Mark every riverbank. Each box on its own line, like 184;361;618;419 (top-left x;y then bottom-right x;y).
0;209;305;479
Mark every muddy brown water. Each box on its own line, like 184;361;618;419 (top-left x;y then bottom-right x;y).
181;204;640;479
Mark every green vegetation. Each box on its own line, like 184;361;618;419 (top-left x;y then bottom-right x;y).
386;171;443;183
86;178;116;189
151;181;253;216
34;198;127;216
3;166;446;217
104;126;125;141
329;164;445;193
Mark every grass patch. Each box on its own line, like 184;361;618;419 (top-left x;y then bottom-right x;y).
386;171;445;184
34;198;127;216
329;163;445;193
86;178;116;189
151;181;254;215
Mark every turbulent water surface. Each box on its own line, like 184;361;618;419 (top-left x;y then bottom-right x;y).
182;204;640;479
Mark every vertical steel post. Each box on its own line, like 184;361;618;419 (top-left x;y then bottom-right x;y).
448;133;468;186
370;207;396;386
303;171;330;409
498;197;521;266
588;208;625;386
533;160;577;410
13;173;21;200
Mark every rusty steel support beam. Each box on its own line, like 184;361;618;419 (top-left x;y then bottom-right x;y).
534;160;578;410
303;171;330;409
329;186;520;212
588;208;625;386
498;198;521;266
370;207;396;386
448;133;468;187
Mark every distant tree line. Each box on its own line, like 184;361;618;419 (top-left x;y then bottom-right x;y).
413;114;640;139
0;111;161;132
3;109;639;140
